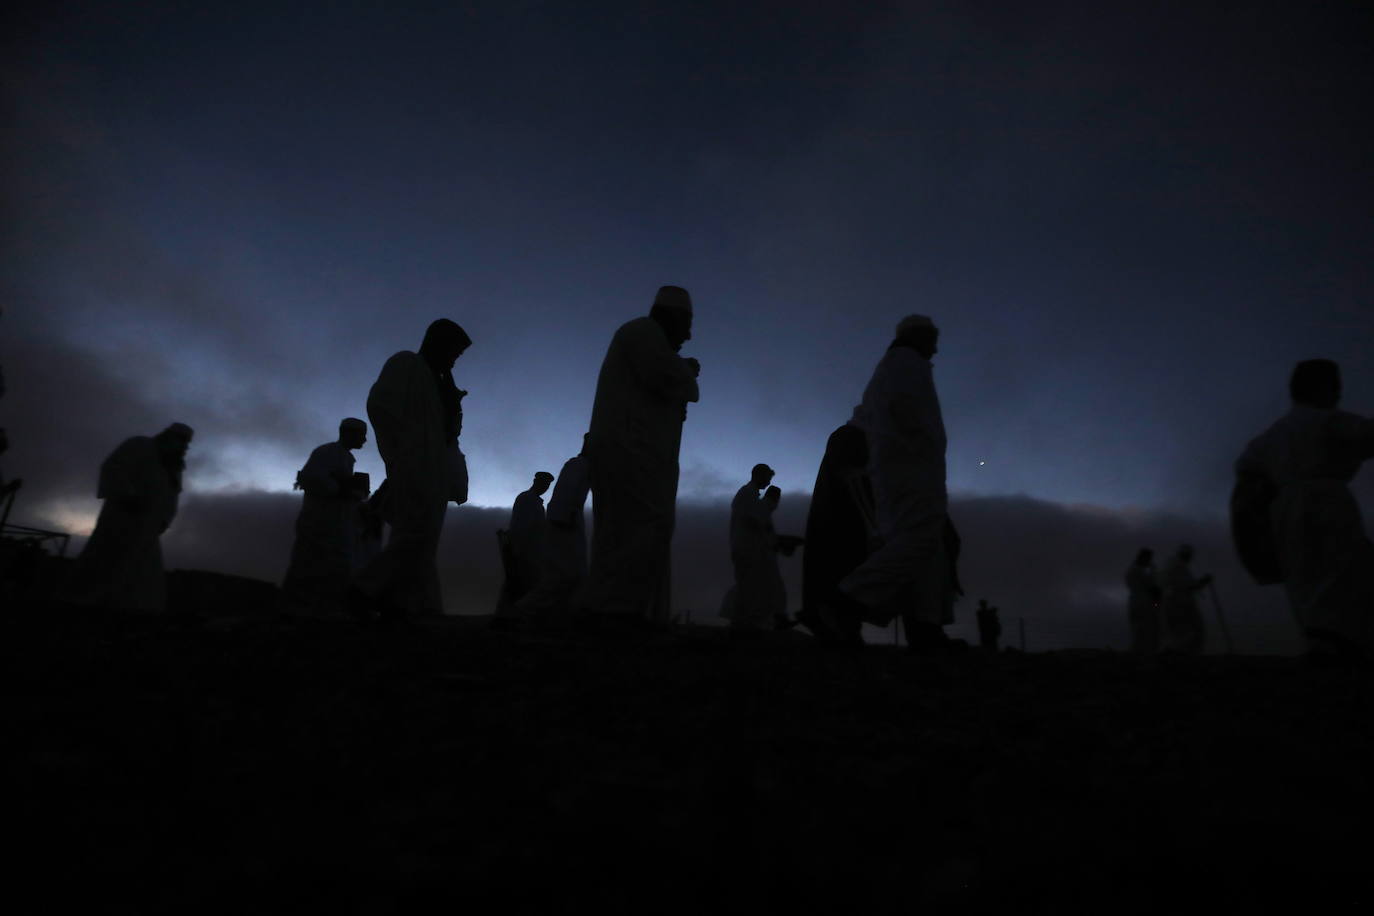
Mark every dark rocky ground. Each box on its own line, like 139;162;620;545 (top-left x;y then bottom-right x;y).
8;587;1373;913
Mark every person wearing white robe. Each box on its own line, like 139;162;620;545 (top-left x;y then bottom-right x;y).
578;286;700;624
1235;359;1374;657
838;315;955;649
281;418;368;613
722;464;782;632
67;423;193;613
1124;548;1162;655
517;442;591;616
1160;544;1211;654
352;319;470;618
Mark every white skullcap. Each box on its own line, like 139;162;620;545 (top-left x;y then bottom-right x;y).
653;285;693;313
896;314;937;337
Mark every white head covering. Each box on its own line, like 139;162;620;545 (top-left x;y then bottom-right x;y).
653;285;693;313
895;314;936;337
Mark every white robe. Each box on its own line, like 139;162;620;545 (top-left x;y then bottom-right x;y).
840;346;949;625
281;441;356;611
1236;405;1374;651
69;436;181;612
354;350;453;614
579;316;699;620
723;484;784;630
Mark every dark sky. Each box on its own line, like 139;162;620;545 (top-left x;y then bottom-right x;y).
4;1;1371;649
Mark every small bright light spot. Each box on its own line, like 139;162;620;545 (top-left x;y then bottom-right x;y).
978;460;986;466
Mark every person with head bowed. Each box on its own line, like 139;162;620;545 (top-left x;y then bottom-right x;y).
66;422;194;613
350;319;470;619
576;286;700;631
281;418;369;615
829;315;962;654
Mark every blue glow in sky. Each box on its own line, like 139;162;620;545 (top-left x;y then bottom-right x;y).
5;0;1371;522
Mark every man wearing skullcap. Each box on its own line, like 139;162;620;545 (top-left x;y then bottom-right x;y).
829;315;961;650
281;418;370;614
66;422;194;612
352;319;471;618
1234;359;1374;660
577;286;700;626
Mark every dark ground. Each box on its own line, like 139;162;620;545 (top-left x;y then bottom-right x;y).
8;590;1373;912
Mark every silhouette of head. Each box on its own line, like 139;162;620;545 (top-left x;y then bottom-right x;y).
1289;359;1341;408
420;319;472;370
978;599;989;609
650;285;693;349
895;314;939;359
339;418;368;450
1135;547;1154;566
1177;544;1194;563
532;471;554;496
763;485;781;507
750;463;775;489
155;423;194;467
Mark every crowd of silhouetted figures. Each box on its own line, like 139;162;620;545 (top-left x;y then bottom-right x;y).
2;293;1371;662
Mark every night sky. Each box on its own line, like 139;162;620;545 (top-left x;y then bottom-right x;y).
4;1;1371;649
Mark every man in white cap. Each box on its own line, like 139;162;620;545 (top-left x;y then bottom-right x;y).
281;418;370;614
351;319;471;619
578;285;700;628
831;315;960;651
66;422;194;613
1234;359;1374;661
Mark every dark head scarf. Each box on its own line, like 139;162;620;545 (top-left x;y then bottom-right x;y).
419;320;471;442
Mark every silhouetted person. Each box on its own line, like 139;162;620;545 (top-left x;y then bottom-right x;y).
517;437;592;617
976;599;1001;652
838;315;961;654
722;466;790;636
1125;548;1162;655
798;417;873;646
504;471;554;607
66;423;193;613
281;419;369;614
1161;544;1211;654
351;319;471;619
1235;359;1374;660
577;286;700;628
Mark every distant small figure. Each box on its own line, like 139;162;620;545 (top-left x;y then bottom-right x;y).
517;436;592;618
798;416;873;646
351;319;471;619
66;423;194;613
976;599;1001;652
578;286;700;628
721;465;790;636
281;418;369;614
1234;359;1374;660
837;315;962;655
1160;544;1212;654
497;471;554;615
1124;548;1162;655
